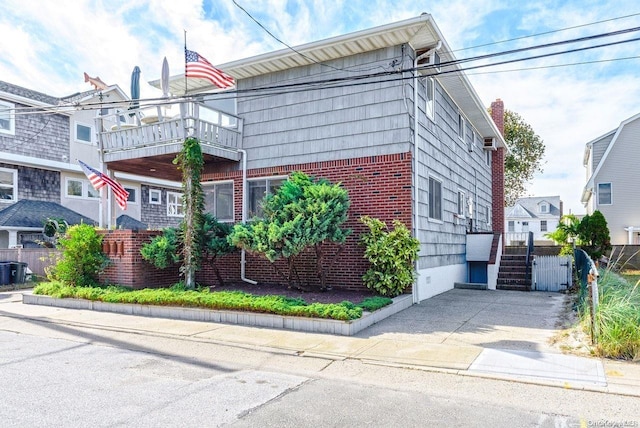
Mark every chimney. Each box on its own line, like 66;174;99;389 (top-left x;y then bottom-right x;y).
490;99;505;240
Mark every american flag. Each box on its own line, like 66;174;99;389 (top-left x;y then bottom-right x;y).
185;49;235;89
78;160;129;210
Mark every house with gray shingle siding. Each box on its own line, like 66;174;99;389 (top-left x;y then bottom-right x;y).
504;196;563;245
98;15;507;299
582;112;640;244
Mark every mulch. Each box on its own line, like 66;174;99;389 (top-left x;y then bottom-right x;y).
210;282;379;305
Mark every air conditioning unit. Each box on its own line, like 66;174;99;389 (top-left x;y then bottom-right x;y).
483;137;497;151
426;51;441;73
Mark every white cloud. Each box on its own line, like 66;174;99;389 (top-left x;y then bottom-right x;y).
2;0;640;216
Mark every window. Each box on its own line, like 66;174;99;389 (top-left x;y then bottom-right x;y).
539;203;548;213
425;77;435;120
428;176;442;220
522;221;529;232
66;179;83;197
485;149;491;166
167;192;184;217
75;122;93;143
508;221;515;232
541;220;548;232
125;188;136;203
149;189;161;204
0;101;15;135
597;182;612;205
248;177;286;218
458;113;465;140
457;191;465;216
204;181;234;222
0;167;17;203
65;178;100;199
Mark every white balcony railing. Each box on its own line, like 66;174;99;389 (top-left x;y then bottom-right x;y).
97;101;243;161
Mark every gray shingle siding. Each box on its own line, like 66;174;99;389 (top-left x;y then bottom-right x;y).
140;185;182;229
238;46;412;169
0;163;60;203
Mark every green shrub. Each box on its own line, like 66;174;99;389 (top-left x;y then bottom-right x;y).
360;216;419;297
47;224;108;287
580;270;640;360
34;282;371;321
140;228;180;269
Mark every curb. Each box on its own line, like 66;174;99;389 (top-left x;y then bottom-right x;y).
22;293;413;336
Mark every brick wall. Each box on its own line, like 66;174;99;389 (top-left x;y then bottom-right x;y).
99;230;180;288
490;99;505;238
102;153;413;291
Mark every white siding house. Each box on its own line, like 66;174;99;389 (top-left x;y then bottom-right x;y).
504;196;562;245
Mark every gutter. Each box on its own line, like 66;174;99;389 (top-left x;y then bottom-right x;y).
238;149;257;285
412;52;421;304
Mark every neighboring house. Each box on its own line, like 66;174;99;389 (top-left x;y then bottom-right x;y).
582;112;640;245
0;80;182;248
504;196;563;245
101;15;507;300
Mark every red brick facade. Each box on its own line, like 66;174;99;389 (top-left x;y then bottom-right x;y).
490;99;505;239
99;153;413;291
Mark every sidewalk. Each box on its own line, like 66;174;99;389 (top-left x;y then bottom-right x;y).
1;288;638;396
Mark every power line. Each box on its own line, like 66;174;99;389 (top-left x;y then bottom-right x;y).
453;11;640;53
461;55;640;76
4;26;640;115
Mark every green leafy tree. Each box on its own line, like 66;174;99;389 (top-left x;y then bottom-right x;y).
174;137;204;289
140;215;235;286
47;224;108;287
545;214;581;256
577;210;612;260
201;214;235;286
228;171;351;290
360;216;419;297
503;110;546;206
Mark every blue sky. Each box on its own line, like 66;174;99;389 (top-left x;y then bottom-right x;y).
2;0;640;215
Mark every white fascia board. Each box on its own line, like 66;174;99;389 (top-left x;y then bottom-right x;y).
0;152;81;172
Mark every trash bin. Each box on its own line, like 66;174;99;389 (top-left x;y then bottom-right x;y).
0;263;10;285
9;262;27;284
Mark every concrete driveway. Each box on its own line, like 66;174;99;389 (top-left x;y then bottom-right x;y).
356;288;568;353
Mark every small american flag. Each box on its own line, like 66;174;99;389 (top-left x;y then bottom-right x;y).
78;160;129;210
185;49;235;89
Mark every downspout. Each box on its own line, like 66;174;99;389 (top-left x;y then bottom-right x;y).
412;53;420;304
238;148;257;285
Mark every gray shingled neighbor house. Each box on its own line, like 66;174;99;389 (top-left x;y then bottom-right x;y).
0;80;182;248
97;15;508;300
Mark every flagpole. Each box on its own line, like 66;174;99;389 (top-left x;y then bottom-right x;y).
184;30;188;95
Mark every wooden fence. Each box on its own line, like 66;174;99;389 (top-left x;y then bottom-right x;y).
0;248;59;277
532;255;573;292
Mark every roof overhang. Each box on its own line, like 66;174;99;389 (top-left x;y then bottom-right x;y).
150;14;505;148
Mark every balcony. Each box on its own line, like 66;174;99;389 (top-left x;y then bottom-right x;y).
97;101;243;180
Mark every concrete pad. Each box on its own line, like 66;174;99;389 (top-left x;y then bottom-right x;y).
467;310;558;330
193;325;289;347
469;348;607;387
358;340;482;370
602;360;640;396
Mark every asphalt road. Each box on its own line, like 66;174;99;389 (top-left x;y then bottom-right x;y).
1;314;638;428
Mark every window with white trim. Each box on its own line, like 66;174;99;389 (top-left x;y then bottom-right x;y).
75;122;93;143
125;187;136;204
65;178;99;199
597;182;612;205
425;77;435;120
167;192;184;217
248;176;286;218
0;167;18;203
541;220;548;232
204;181;234;222
458;113;465;140
539;203;548;213
508;221;515;232
149;189;161;205
428;176;442;221
0;100;15;135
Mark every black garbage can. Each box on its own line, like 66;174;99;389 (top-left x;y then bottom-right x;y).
9;262;27;284
0;263;10;285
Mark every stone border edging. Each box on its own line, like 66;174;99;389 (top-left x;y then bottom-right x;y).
22;293;413;336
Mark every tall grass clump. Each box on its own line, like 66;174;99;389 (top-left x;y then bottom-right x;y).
584;269;640;360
